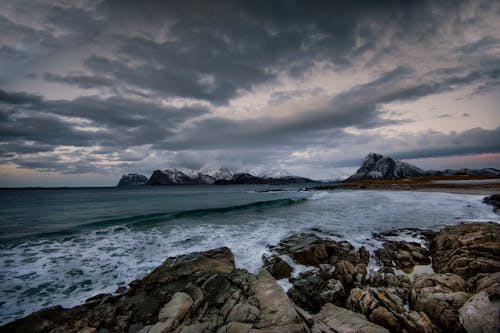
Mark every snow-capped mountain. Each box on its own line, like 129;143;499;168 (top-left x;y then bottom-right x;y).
137;167;317;186
146;168;197;185
212;168;235;181
345;153;500;182
345;153;425;181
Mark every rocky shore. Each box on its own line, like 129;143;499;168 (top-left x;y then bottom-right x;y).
2;221;499;333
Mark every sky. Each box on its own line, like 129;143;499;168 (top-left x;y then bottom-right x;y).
0;0;499;187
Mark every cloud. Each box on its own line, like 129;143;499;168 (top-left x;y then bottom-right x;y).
43;73;115;89
0;89;42;104
0;0;499;183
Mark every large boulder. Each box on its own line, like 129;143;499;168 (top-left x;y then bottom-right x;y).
410;273;469;332
312;303;389;333
483;194;500;212
459;290;500;333
262;254;293;280
271;233;369;267
432;222;500;279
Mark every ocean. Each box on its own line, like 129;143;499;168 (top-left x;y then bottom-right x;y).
0;185;498;324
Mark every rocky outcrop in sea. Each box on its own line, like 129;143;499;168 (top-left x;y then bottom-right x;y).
2;222;499;333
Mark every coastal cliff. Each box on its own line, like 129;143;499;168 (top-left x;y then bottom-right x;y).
3;220;499;333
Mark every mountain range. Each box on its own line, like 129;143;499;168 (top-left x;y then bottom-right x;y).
117;153;500;186
345;153;500;181
117;168;316;186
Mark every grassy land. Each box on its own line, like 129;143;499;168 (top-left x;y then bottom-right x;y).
311;175;500;195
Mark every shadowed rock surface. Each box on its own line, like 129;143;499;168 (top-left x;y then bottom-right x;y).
2;222;499;333
483;194;500;212
1;247;310;333
432;222;500;279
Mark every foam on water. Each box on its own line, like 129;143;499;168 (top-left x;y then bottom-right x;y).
0;190;498;324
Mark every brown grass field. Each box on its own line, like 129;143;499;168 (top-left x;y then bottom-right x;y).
311;175;500;195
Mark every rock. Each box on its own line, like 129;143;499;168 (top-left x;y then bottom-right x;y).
78;328;97;333
312;303;389;333
287;271;346;314
333;260;356;288
369;307;399;332
157;292;193;327
145;247;235;284
483;194;500;212
271;233;366;268
466;272;500;298
288;272;325;313
411;273;469;332
255;269;310;332
375;240;430;272
432;222;500;279
262;254;293;280
227;302;260;323
459;290;500;333
2;248;267;333
346;288;379;315
217;322;253;333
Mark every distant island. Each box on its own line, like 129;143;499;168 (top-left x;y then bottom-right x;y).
117;168;317;186
118;153;500;187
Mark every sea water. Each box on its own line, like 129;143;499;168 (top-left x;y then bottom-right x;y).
0;185;498;324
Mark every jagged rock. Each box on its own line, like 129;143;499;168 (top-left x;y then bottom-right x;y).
2;248;311;333
369;307;399;332
288;272;326;313
288;270;347;314
272;233;367;267
312;303;389;333
374;240;430;272
217;322;253;333
346;288;380;315
432;222;500;279
459;290;500;333
255;269;310;332
483;194;500;212
226;302;260;323
262;254;293;280
466;271;500;298
157;292;193;329
411;273;469;332
346;284;436;333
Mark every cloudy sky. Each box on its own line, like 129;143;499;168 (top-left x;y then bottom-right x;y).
1;0;499;186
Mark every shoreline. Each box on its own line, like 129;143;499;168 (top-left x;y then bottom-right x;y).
309;186;500;195
307;176;500;196
3;221;499;332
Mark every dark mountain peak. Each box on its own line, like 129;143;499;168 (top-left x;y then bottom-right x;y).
346;153;425;181
117;173;148;186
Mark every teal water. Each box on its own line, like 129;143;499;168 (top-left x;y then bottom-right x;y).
0;185;498;324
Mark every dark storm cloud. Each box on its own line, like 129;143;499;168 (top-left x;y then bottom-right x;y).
43;73;115;89
1;0;499;179
0;89;42;104
55;0;464;103
153;64;497;150
0;91;209;161
391;127;500;160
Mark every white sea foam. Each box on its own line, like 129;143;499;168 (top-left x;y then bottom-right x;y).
0;190;498;324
